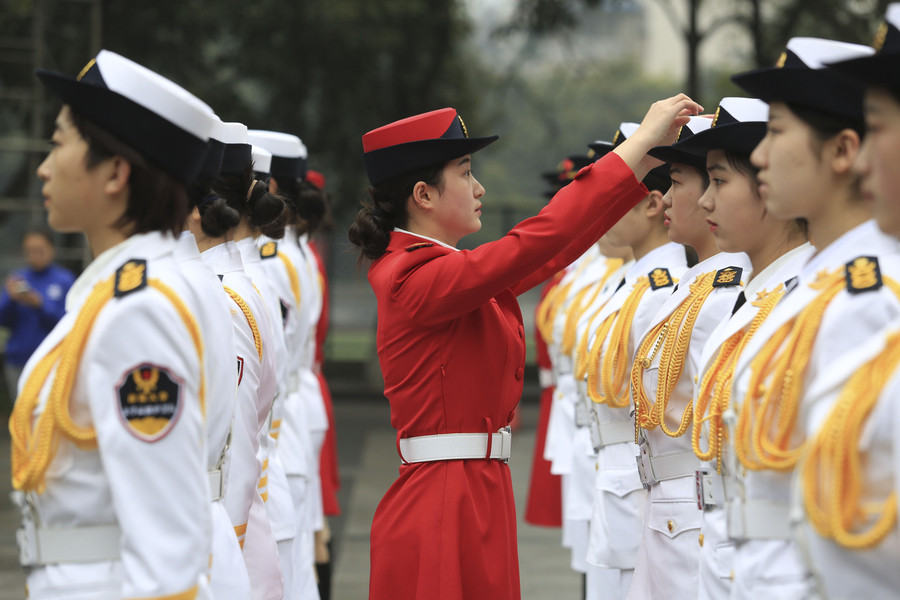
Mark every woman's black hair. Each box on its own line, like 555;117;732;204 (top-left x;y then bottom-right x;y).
212;163;287;239
273;175;327;236
70;108;189;237
348;162;446;261
786;102;865;146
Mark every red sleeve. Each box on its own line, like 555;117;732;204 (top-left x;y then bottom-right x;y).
536;274;563;369
374;152;646;327
310;244;329;365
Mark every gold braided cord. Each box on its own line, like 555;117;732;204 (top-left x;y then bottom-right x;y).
561;258;624;355
586;311;619;404
536;277;566;344
276;251;302;309
225;287;264;361
10;276;205;493
632;272;717;438
599;278;653;408
803;329;900;549
692;286;784;471
575;301;615;381
632;319;667;430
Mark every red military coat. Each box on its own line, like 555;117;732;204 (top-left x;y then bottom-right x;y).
367;153;647;600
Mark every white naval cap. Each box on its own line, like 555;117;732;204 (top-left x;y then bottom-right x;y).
252;145;273;175
247;130;308;179
36;49;214;183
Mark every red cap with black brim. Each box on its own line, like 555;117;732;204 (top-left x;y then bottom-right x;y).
36;50;213;185
362;108;498;185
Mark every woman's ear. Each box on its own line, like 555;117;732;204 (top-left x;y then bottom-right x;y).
829;129;862;176
103;156;132;197
644;189;666;217
411;180;433;211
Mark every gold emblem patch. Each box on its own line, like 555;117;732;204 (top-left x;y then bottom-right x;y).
457;114;469;138
76;57;96;81
845;256;882;294
712;266;743;288
259;241;278;259
648;267;675;290
612;129;622;146
711;106;722;128
116;363;182;442
405;242;435;252
874;22;888;52
775;51;787;68
115;259;147;298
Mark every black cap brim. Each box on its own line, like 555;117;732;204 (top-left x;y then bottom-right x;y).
647;145;707;170
36;69;207;185
674;122;767;157
732;67;865;122
827;53;900;93
364;135;498;185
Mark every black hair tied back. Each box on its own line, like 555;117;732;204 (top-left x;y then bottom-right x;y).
248;180;287;239
199;195;241;238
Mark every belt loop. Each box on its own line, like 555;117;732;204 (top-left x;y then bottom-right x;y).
483;417;494;460
396;428;409;465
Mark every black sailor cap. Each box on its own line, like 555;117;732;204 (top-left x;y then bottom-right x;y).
648;116;713;169
828;5;900;93
247;130;307;180
673;98;769;157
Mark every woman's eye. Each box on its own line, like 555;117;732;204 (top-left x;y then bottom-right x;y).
713;178;725;186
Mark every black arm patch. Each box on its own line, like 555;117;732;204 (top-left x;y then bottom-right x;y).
712;266;743;288
845;256;883;294
115;259;148;298
648;267;674;290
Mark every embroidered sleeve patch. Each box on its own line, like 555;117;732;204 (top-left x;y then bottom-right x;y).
405;242;435;252
114;259;147;298
116;363;183;442
260;241;278;259
648;267;674;290
845;256;883;294
712;266;743;288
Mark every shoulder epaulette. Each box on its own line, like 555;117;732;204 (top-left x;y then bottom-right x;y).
845;255;882;294
114;258;148;298
712;266;743;288
648;267;674;290
405;242;435;252
260;241;278;259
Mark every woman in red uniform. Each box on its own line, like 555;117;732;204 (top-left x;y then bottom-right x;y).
349;96;701;600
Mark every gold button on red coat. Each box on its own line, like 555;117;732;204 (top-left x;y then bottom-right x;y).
515;367;524;380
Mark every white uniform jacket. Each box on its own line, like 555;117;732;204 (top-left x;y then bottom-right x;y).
794;320;900;598
627;251;749;600
585;242;688;570
174;233;249;599
15;232;211;599
691;243;813;600
728;220;900;598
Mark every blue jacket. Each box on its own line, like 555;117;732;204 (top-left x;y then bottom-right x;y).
0;264;75;367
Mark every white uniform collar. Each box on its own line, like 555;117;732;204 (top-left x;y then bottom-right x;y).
200;240;244;276
802;220;884;279
173;230;201;262
744;242;814;300
236;236;261;265
626;242;685;281
393;227;459;252
65;231;174;312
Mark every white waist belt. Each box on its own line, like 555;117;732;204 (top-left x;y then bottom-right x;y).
209;468;223;502
399;428;511;464
592;420;634;451
539;368;555;388
18;523;121;566
728;498;790;540
637;446;700;487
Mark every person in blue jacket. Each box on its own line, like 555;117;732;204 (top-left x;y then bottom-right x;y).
0;227;74;399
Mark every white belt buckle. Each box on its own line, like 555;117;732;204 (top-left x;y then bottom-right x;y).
498;426;512;463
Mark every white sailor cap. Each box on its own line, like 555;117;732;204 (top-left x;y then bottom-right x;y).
36;50;213;184
247;130;308;179
732;37;874;121
252;145;273;175
212;121;252;176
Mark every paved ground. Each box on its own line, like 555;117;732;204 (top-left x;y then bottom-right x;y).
0;398;580;598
